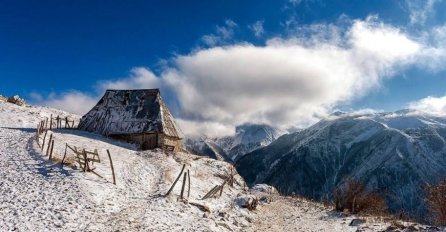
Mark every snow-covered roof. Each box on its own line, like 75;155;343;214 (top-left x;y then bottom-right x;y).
78;89;182;138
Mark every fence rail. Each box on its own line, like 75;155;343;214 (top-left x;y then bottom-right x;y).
35;116;116;185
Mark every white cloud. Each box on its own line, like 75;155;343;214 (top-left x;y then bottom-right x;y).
34;16;446;137
249;20;265;37
175;119;235;138
162;17;422;135
201;20;238;47
417;24;446;71
98;67;162;90
406;0;442;25
32;91;98;115
408;95;446;115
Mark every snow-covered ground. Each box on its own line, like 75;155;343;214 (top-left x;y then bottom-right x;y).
0;101;253;231
0;101;433;231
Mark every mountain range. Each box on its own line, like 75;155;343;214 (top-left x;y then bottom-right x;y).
184;123;284;162
236;110;446;218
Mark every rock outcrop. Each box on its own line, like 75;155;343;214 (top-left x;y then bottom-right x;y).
7;95;26;106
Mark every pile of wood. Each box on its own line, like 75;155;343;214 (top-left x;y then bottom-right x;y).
164;163;231;203
201;181;226;200
216;166;238;187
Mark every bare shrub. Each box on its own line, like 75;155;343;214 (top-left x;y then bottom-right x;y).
334;177;387;215
425;180;446;226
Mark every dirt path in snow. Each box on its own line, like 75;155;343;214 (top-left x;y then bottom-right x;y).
251;197;389;232
0;127;103;231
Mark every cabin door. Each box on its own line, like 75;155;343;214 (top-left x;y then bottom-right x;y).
142;134;157;150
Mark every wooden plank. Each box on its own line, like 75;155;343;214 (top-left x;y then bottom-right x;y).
202;185;219;200
61;143;68;166
90;169;104;179
36;123;40;146
49;139;55;160
94;149;100;162
219;181;226;196
180;172;187;200
41;130;48;152
74;146;85;170
66;144;77;153
187;170;191;199
107;149;116;185
83;149;90;172
46;134;53;156
84;150;100;163
165;164;185;196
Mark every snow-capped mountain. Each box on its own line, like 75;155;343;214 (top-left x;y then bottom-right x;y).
236;110;446;218
184;123;285;162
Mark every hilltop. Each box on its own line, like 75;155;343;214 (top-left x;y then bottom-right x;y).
0;100;433;231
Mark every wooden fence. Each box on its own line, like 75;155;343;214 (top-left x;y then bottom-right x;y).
36;115;234;201
35;116;116;185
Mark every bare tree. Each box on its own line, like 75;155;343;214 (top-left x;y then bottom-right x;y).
334;177;387;215
425;180;446;226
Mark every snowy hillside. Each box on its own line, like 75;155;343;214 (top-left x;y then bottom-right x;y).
236;109;446;220
1;101;435;231
185;124;284;162
0;101;254;231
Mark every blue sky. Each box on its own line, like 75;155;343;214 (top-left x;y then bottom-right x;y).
1;0;446;136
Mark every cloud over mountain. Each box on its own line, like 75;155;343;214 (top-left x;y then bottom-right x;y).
33;16;446;137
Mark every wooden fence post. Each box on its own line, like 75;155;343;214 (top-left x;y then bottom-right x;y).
61;143;68;166
219;181;226;196
50;114;53;130
45;117;48;129
36;127;40;147
187;170;191;199
36;123;40;138
41;130;48;152
45;134;53;156
49;140;55;160
82;149;89;172
106;149;116;185
94;149;100;162
165;164;186;196
180;172;187;200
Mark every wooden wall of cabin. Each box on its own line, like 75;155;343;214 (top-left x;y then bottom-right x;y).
111;133;182;151
110;133;158;150
162;135;183;152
